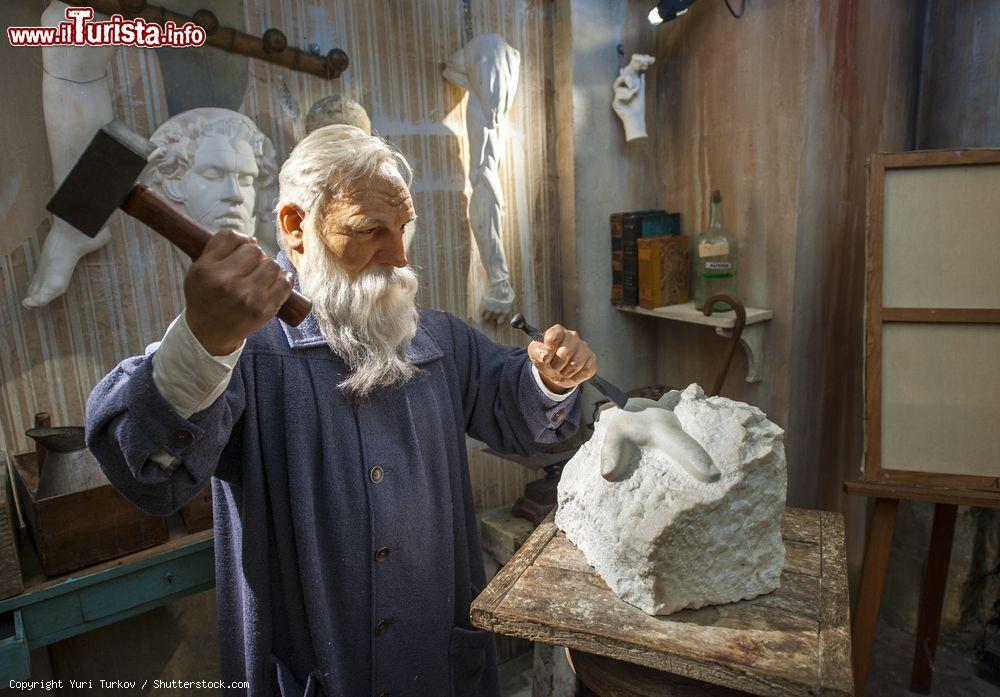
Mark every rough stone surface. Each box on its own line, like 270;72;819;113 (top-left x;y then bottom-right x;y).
555;384;787;615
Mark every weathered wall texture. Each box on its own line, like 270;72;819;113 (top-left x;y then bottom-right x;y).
0;0;559;511
635;0;923;526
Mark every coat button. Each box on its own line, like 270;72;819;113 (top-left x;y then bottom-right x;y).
378;692;390;697
370;466;384;484
375;546;390;562
375;618;393;635
554;409;565;421
169;428;194;447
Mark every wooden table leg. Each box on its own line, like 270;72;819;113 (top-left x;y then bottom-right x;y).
909;502;958;694
852;496;899;696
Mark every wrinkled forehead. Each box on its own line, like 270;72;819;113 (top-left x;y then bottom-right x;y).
333;163;415;223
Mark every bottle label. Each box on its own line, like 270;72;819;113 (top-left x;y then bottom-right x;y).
705;261;732;270
698;240;730;257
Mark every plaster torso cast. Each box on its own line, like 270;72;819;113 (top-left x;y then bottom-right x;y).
141;107;277;252
612;54;656;142
443;34;520;323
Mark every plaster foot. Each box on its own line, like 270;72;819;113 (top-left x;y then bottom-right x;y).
479;278;515;324
23;220;110;308
600;397;720;484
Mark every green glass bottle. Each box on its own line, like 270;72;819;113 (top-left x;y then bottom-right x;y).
692;190;737;311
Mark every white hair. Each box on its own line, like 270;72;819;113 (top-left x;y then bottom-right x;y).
275;124;413;249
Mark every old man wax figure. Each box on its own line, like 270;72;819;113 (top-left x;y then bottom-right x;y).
86;125;594;697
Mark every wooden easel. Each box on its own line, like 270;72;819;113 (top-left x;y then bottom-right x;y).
845;481;1000;696
855;148;1000;696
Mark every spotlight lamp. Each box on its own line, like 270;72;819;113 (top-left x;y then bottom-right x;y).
648;0;697;24
648;0;745;25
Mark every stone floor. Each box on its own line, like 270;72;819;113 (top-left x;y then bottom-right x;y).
498;651;535;697
867;623;997;697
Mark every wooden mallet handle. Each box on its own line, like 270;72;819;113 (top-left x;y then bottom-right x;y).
121;184;311;326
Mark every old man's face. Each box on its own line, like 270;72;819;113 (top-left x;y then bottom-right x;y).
286;164;421;399
181;133;259;234
314;164;416;277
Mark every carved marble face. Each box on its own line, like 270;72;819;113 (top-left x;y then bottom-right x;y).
313;165;416;277
179;133;259;234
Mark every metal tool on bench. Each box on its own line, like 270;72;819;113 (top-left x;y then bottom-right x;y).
510;313;629;408
46;120;311;326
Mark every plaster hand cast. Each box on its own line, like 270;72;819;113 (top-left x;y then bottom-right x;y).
141;107;277;253
443;34;520;324
612;54;655;142
556;384;787;615
24;1;115;308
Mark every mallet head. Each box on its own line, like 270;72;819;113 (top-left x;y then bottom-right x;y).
46;120;156;237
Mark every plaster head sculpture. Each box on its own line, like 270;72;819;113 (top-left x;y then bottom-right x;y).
142;107;276;249
305;94;372;135
275;124;420;399
443;34;520;324
556;385;787;615
612;54;656;142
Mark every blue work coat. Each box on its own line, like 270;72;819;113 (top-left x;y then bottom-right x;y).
85;253;582;697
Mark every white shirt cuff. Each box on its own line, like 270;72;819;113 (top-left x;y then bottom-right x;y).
530;364;577;402
151;311;245;419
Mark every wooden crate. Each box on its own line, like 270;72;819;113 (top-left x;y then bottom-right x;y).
11;452;168;577
179;484;213;533
0;466;23;600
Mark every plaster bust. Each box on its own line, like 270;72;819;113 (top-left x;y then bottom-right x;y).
142;108;277;250
612;54;656;142
305;94;372;136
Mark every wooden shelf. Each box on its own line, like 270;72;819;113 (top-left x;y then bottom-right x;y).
617;301;773;328
617;301;773;384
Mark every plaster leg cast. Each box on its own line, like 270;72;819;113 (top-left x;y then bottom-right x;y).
443;34;520;323
24;1;114;308
556;384;787;615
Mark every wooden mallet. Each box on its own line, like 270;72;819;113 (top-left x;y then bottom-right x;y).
46;119;311;326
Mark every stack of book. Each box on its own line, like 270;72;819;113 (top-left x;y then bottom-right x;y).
610;210;688;309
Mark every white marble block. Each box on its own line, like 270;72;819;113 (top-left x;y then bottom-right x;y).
555;384;786;615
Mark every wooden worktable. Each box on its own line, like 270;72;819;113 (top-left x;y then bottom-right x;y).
472;507;853;696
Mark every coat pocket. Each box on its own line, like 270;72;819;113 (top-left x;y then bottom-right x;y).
265;653;326;697
448;626;493;697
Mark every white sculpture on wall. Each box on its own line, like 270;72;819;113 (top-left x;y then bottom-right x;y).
24;1;115;308
443;34;520;323
25;4;277;308
142;107;277;252
612;54;656;142
556;384;787;615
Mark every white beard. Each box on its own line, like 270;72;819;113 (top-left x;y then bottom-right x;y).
297;232;420;400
